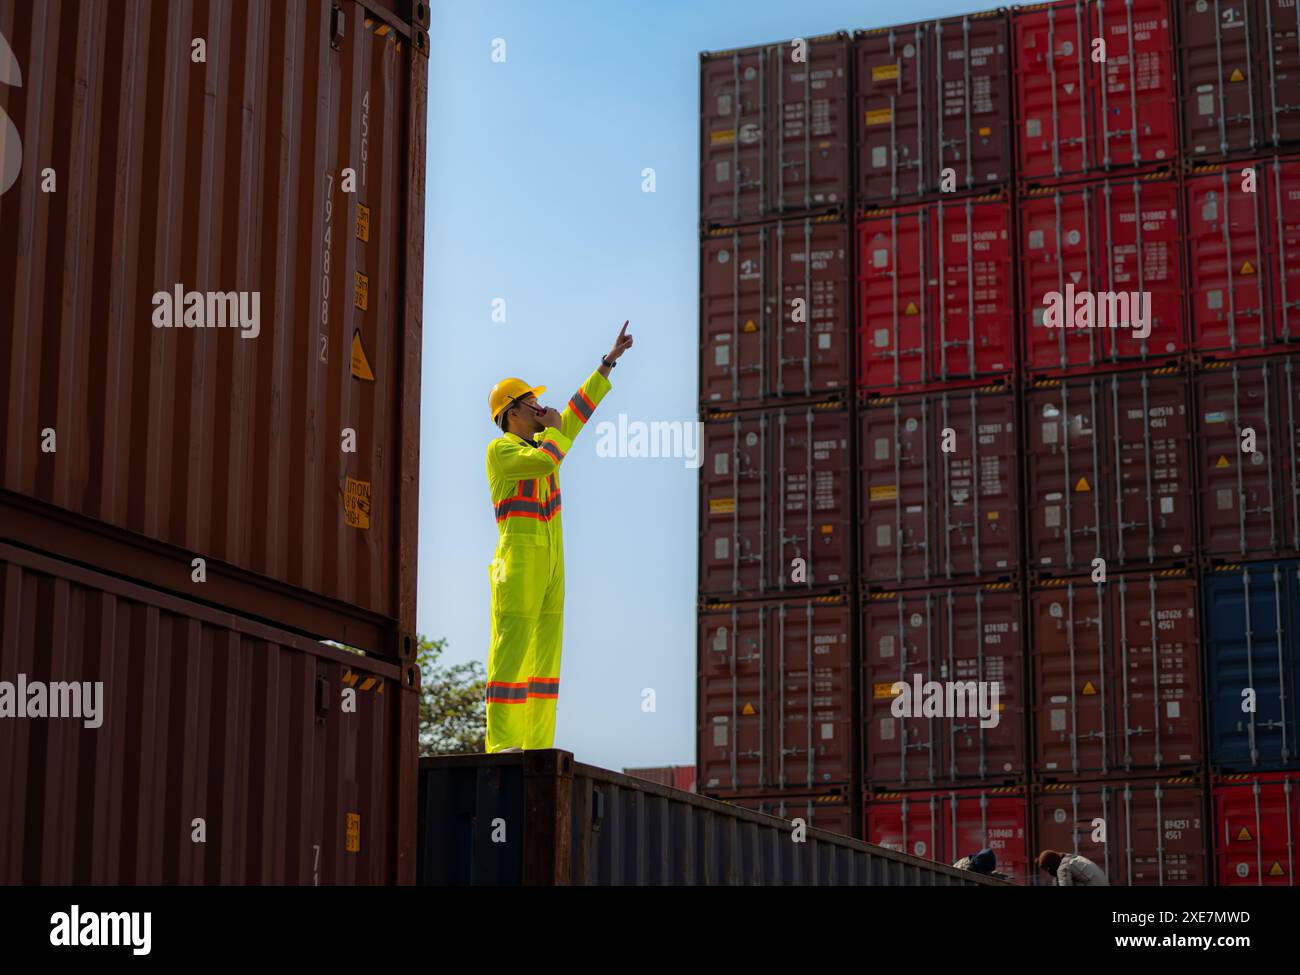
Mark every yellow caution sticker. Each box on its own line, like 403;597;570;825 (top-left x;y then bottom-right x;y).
742;702;757;715
1241;261;1255;275
346;812;361;853
1082;680;1098;696
354;271;369;311
356;203;371;242
987;510;1000;520
875;681;901;699
870;484;898;502
904;301;919;315
743;319;758;333
821;524;834;534
344;476;372;529
872;63;900;81
1237;826;1253;841
1075;477;1091;492
710;497;736;514
351;330;376;382
1269;860;1285;876
1230;68;1245;82
866;108;893;126
1217;455;1230;469
711;128;737;145
978;126;991;137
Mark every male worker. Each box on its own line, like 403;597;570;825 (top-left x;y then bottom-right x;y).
484;322;634;752
1036;849;1109;886
952;849;998;876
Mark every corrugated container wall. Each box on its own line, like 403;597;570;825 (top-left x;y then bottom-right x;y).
700;35;852;228
0;0;427;656
0;543;419;884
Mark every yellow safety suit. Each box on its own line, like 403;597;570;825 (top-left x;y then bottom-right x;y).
485;369;612;751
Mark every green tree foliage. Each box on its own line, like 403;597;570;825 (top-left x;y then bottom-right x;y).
417;635;486;755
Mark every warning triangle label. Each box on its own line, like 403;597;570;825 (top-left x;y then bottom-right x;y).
1241;261;1256;275
1075;477;1091;492
743;319;758;333
1230;68;1245;82
1063;83;1075;94
1270;861;1285;876
1070;271;1083;284
1082;680;1098;696
1237;826;1253;841
904;301;919;315
742;702;757;715
1217;455;1231;468
351;330;376;382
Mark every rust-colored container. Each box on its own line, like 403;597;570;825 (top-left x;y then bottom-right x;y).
866;785;1032;885
1024;367;1196;578
1033;777;1208;884
862;582;1026;790
700;219;851;408
0;0;427;654
1019;173;1186;376
1177;0;1300;161
856;194;1016;393
859;386;1019;587
1013;0;1178;185
699;402;852;600
854;11;1013;206
698;596;853;794
622;766;697;793
700;34;851;227
725;793;856;838
1030;572;1204;780
1186;157;1300;357
0;542;419;884
1194;356;1300;559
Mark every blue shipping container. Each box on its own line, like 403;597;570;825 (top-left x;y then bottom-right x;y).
1205;562;1300;772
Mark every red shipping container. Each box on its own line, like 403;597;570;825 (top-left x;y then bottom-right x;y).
857;195;1015;392
1025;367;1195;577
727;794;856;838
700;220;851;408
700;404;851;599
855;12;1013;205
1195;356;1300;558
1030;572;1204;780
1212;772;1299;885
1186;157;1300;356
698;597;853;794
866;787;1031;884
1178;0;1300;161
700;35;851;227
1033;778;1207;884
863;583;1026;790
1020;174;1186;376
623;766;697;793
1013;0;1178;185
859;387;1019;586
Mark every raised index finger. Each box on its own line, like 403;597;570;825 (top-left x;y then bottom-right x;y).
618;320;629;338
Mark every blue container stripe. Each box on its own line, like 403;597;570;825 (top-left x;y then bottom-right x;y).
1205;561;1300;773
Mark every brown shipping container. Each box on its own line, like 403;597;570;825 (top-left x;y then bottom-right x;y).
698;596;853;793
855;12;1013;206
859;387;1019;586
0;1;427;652
1178;0;1300;161
699;219;851;408
725;793;856;838
1030;572;1203;780
700;34;851;227
699;403;852;599
863;583;1026;790
1033;778;1207;884
1024;367;1196;578
0;542;419;884
1195;356;1300;559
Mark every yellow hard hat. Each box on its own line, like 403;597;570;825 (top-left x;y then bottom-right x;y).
488;377;546;423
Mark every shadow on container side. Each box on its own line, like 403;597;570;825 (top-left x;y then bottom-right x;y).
416;751;1007;886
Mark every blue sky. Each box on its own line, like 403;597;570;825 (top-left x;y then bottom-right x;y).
420;0;1023;771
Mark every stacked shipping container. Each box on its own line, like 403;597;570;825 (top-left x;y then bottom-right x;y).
702;0;1300;884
